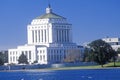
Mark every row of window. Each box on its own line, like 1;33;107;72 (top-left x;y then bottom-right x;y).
29;25;70;30
37;54;66;62
10;51;32;62
9;51;17;55
37;55;46;61
48;54;66;61
38;49;66;54
30;26;48;29
50;18;66;22
48;49;65;54
10;56;18;62
56;29;70;42
109;42;120;45
38;50;45;54
37;48;77;54
33;19;66;23
54;26;71;29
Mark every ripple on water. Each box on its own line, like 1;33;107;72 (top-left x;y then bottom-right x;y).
21;78;24;80
39;78;43;80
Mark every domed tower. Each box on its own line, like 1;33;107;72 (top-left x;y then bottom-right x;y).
27;5;73;46
8;5;79;65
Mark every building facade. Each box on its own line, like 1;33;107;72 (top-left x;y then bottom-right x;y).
8;5;80;64
102;37;120;51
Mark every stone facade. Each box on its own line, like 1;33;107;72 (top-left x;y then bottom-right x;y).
8;5;80;64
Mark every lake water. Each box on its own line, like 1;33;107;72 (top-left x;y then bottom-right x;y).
0;68;120;80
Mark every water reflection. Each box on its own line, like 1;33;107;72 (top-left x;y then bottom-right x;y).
0;69;120;80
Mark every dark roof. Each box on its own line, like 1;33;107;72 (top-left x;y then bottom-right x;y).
36;12;66;19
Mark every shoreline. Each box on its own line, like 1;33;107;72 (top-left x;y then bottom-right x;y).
1;66;120;72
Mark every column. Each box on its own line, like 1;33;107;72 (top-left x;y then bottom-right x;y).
32;30;34;43
61;30;64;42
59;30;61;42
63;29;65;42
65;29;67;42
46;29;48;43
46;29;49;43
60;30;62;42
67;29;69;42
38;30;40;43
68;30;70;42
37;30;39;43
45;30;46;43
69;29;72;42
43;29;45;43
56;29;58;42
41;30;43;42
57;30;60;42
40;30;42;43
34;30;36;43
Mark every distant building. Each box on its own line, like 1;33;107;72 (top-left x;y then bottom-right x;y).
8;5;81;64
102;37;120;51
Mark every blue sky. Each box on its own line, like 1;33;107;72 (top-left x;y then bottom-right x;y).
0;0;120;50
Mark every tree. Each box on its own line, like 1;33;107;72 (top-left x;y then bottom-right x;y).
89;39;116;67
18;53;28;64
83;48;94;62
116;48;120;61
0;52;4;65
111;50;117;67
117;48;120;54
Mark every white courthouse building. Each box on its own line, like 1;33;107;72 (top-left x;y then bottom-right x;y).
8;5;79;64
102;37;120;51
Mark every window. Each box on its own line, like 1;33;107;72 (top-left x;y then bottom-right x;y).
13;57;15;62
22;51;24;54
16;51;17;55
57;50;58;53
44;30;46;42
38;30;40;42
118;42;120;45
43;50;45;53
54;50;56;53
37;55;39;61
35;30;37;42
60;50;62;53
25;51;27;56
41;30;43;42
119;38;120;41
51;50;53;53
29;51;31;59
32;30;34;43
40;50;42;53
109;39;111;41
43;55;45;61
10;52;12;55
10;57;12;62
64;50;66;53
16;57;18;61
40;55;42;60
116;42;118;45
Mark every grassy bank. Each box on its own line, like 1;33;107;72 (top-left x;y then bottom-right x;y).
43;62;120;71
104;62;120;67
2;62;120;72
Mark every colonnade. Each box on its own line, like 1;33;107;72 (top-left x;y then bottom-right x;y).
32;29;49;43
